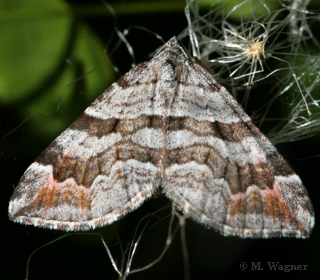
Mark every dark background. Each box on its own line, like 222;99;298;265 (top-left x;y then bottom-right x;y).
2;0;320;280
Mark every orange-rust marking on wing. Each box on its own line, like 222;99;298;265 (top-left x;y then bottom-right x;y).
33;186;60;210
228;197;247;216
263;191;291;222
33;183;91;211
75;187;92;210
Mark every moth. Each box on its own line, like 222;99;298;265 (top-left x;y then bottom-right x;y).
9;37;314;238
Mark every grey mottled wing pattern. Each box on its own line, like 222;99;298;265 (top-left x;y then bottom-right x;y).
8;48;168;231
9;37;314;238
160;42;314;238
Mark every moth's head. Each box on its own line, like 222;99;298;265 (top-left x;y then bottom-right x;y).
155;37;189;62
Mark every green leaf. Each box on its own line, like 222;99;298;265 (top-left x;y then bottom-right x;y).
0;0;115;139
